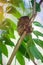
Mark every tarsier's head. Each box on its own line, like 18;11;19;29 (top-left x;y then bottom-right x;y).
17;16;33;36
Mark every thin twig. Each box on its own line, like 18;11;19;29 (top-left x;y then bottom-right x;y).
29;0;36;26
33;0;36;15
33;61;37;65
29;0;43;26
7;31;27;65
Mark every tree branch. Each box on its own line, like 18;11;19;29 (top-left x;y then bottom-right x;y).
29;0;43;26
7;31;27;65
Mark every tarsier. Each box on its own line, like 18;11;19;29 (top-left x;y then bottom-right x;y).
7;15;35;65
17;16;33;36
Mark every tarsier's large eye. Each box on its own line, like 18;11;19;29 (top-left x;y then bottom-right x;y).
17;16;33;36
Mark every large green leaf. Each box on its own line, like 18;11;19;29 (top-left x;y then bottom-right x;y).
30;45;43;62
33;21;43;28
16;51;25;65
33;39;43;48
0;48;2;64
33;31;43;37
0;42;8;57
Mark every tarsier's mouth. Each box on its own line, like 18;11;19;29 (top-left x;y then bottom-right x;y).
17;16;33;36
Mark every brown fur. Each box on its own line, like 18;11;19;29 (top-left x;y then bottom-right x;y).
17;16;33;36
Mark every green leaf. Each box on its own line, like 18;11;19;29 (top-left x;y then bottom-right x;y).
24;34;34;48
0;48;2;64
19;1;25;11
4;19;16;38
30;45;43;62
24;34;32;43
24;35;34;60
31;0;34;6
33;39;43;48
19;41;30;59
0;19;16;39
36;3;40;12
21;35;34;60
33;21;43;27
0;18;17;31
16;51;25;65
25;43;34;61
33;31;43;37
5;19;17;30
10;0;23;6
4;37;14;47
7;7;21;18
26;48;34;61
0;42;8;57
1;30;15;39
1;32;14;47
7;29;15;39
31;0;40;12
